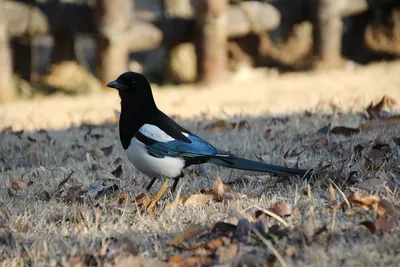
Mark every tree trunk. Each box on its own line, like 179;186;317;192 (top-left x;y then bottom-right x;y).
195;0;228;83
310;0;343;66
51;32;76;65
95;0;133;85
0;0;13;101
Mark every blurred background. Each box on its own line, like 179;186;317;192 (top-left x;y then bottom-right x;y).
0;0;400;129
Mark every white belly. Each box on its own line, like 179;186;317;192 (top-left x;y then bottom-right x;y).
125;137;185;179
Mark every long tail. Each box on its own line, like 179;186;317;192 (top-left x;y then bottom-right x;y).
209;155;312;179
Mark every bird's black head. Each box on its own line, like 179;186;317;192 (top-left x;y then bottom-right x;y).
107;72;156;109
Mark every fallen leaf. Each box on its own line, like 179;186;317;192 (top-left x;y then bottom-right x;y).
111;165;123;178
357;178;386;192
183;194;213;207
311;136;329;149
135;192;153;209
100;145;114;157
179;237;230;252
252;219;268;238
168;254;214;266
212;174;231;201
301;215;315;239
216;243;240;265
27;136;37;143
204;119;232;133
268;224;292;238
167;224;210;247
98;237;138;263
379;199;399;217
354;144;365;159
393;137;400;147
348;192;380;208
271;201;293;217
69;253;97;267
316;123;331;136
119;192;129;205
330;126;360;136
211;222;237;235
345;210;356;216
10;179;28;191
379;213;391;234
87;183;104;197
233;218;251;243
364;149;386;171
372;142;391;153
359;195;380;206
359;221;376;234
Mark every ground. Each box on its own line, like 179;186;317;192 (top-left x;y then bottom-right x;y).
0;62;400;266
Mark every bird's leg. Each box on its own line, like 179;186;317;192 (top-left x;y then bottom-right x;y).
171;178;180;193
146;178;157;192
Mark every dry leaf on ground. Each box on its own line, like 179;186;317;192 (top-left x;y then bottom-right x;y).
348;192;380;209
97;237;138;263
359;221;377;234
10;179;28;191
271;202;293;217
213;174;231;201
330;126;360;136
169;254;215;266
68;253;97;267
167;224;210;248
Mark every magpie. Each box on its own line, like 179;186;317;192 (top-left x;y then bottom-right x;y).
107;72;312;191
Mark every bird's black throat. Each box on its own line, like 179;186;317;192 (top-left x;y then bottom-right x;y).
118;89;158;149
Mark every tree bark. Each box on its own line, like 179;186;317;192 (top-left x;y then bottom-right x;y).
95;0;133;85
310;0;343;66
195;0;228;83
0;0;13;101
51;32;76;65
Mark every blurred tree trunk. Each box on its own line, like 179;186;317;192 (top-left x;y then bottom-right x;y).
195;0;228;83
95;0;133;85
51;32;76;65
0;0;13;101
164;0;196;83
310;0;343;66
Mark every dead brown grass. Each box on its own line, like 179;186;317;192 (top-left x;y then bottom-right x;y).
1;63;400;266
0;107;400;266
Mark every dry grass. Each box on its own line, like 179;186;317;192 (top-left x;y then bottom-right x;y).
0;108;400;266
1;62;400;266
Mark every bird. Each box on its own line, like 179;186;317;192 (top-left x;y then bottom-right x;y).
107;72;312;192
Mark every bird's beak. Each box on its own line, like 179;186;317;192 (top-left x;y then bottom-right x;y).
107;80;126;91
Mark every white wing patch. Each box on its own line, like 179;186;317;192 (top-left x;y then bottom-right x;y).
139;124;189;142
